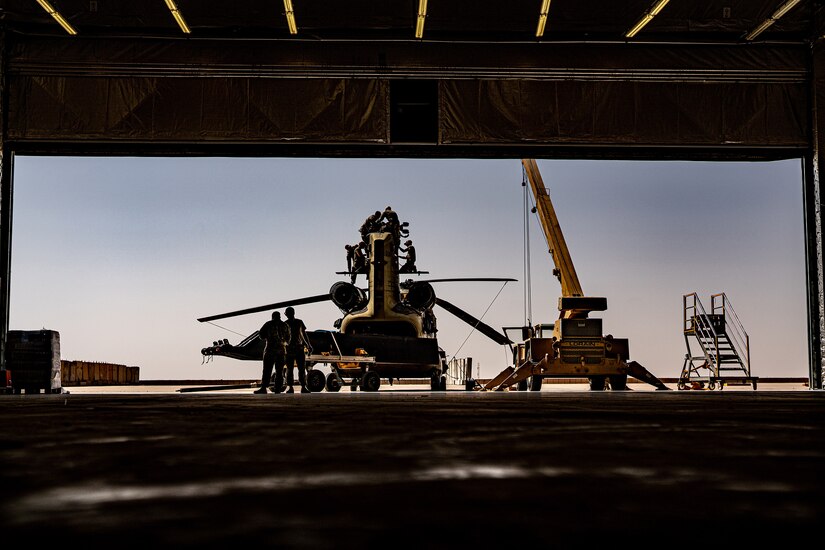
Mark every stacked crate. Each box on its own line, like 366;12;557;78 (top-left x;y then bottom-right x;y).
61;360;140;385
6;330;62;394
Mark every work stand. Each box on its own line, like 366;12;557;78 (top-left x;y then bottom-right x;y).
680;292;757;390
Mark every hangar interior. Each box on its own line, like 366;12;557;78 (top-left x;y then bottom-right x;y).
0;1;822;387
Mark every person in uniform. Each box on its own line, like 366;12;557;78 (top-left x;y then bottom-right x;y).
345;244;357;273
254;310;291;394
381;206;401;242
360;210;382;251
399;239;417;273
345;243;367;283
284;306;309;393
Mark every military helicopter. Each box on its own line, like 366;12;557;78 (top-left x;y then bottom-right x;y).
198;208;514;392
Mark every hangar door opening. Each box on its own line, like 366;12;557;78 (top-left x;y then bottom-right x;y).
9;156;807;384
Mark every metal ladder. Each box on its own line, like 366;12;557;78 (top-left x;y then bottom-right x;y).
680;292;755;390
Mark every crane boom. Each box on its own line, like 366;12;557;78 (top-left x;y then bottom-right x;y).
521;159;583;298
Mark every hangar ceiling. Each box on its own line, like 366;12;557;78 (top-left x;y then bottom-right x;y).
0;0;818;159
0;1;823;386
0;1;814;41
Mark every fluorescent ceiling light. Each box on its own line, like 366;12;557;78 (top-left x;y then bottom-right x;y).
625;0;670;38
283;0;298;34
164;0;191;34
536;0;551;37
745;0;802;41
416;0;428;39
36;0;78;35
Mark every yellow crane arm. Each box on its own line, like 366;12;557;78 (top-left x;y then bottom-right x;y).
521;159;583;298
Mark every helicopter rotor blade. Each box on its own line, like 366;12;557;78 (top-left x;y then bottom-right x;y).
435;297;512;346
417;277;517;284
197;293;331;323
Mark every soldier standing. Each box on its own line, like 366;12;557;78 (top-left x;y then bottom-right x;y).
345;244;357;273
254;310;291;394
284;306;309;393
381;206;401;242
399;239;417;273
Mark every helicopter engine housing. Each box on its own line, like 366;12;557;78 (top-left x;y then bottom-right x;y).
404;281;436;310
330;281;368;312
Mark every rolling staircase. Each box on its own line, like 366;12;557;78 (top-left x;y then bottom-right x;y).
680;293;757;390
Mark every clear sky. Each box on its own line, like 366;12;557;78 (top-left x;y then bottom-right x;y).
10;156;807;382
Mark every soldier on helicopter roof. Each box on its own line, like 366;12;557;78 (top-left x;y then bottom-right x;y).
345;243;367;283
399;239;417;273
360;210;382;251
381;206;413;247
380;206;400;239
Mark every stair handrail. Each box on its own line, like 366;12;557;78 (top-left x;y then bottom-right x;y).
711;292;751;376
683;292;720;376
683;293;697;333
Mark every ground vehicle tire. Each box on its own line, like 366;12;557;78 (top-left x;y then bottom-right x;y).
609;374;627;391
439;376;447;391
529;375;543;391
517;379;528;391
326;373;342;392
430;373;440;391
361;371;381;392
306;369;326;392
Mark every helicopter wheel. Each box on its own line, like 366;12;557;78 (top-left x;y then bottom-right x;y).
306;369;326;393
589;376;607;391
361;371;381;392
528;375;543;391
325;373;342;392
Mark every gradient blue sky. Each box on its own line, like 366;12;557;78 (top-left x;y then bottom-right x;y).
10;156;807;381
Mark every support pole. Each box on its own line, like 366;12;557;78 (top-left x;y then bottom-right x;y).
806;39;825;390
0;29;10;373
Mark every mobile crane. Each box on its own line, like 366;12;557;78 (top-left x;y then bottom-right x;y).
483;159;669;391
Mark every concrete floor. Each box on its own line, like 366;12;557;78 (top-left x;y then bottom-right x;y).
1;388;823;548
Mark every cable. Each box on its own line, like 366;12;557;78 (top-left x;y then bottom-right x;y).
522;165;533;328
205;321;248;338
449;280;510;360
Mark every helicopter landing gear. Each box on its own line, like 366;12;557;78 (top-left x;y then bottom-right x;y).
589;376;607;391
361;371;381;392
430;372;447;391
325;372;342;392
306;369;326;393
